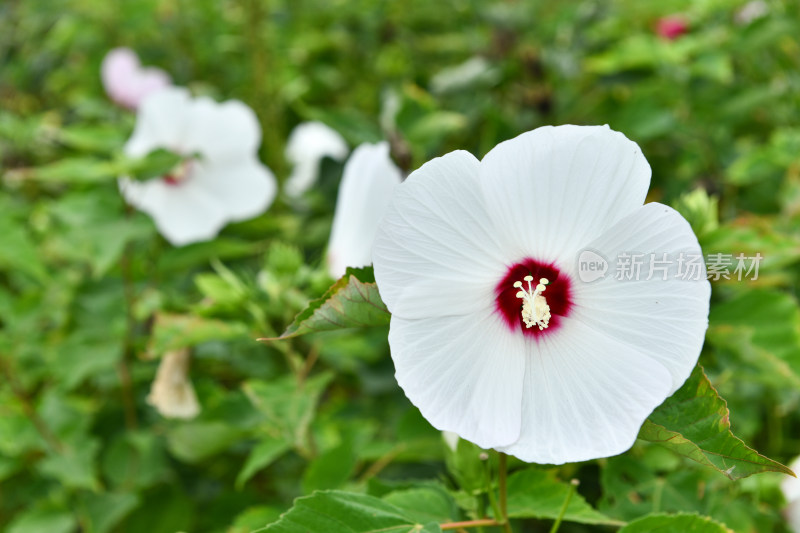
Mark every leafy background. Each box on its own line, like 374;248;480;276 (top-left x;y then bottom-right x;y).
1;0;800;532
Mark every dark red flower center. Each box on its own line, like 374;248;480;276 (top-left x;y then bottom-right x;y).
494;258;573;338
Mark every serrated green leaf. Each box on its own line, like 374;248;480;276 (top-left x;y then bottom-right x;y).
619;512;733;532
261;490;441;533
236;438;292;489
506;469;623;526
639;365;793;480
268;267;389;340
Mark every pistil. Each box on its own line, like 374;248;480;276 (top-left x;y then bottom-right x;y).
513;276;551;330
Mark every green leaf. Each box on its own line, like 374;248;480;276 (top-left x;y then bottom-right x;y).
56;124;124;153
147;312;249;358
619;513;733;532
20;157;121;184
382;486;457;524
243;373;333;452
268;267;389;340
166;421;244;463
444;437;488;494
236;438;292;489
36;439;101;491
707;289;800;387
506;469;623;526
230;506;284;533
638;365;794;480
81;492;140;533
6;507;77;533
0;212;48;282
302;441;357;494
260;490;441;533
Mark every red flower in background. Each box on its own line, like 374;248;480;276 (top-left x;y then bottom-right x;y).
656;16;688;40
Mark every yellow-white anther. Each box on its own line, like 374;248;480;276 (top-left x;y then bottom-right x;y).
515;277;551;330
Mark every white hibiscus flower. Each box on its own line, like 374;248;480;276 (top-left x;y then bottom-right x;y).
120;87;277;246
284;121;349;197
101;47;171;110
326;142;402;279
147;348;200;420
372;125;711;465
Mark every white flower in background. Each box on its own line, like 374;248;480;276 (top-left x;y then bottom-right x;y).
373;125;711;465
783;457;800;532
147;348;200;419
430;56;497;95
284;121;349;197
101;47;171;110
326;142;402;279
735;1;768;25
120;87;277;246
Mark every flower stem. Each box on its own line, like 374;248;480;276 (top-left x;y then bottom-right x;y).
549;479;579;533
440;519;500;530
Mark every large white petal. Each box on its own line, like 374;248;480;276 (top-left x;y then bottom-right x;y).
479;125;651;265
183;97;261;161
326;142;402;279
119;177;228;246
390;308;526;449
190;157;277;223
124;87;192;157
285;121;349;197
569;202;710;393
373;150;507;319
497;318;673;464
497;203;710;464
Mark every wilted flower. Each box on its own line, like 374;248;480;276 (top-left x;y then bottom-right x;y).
373;125;711;464
147;348;200;419
285;121;349;197
326;142;402;279
101;47;171;110
656;16;689;40
120;87;277;246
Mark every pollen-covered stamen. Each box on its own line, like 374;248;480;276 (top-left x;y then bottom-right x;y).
514;276;551;330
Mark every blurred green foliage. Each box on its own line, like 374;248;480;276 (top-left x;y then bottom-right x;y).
1;0;800;532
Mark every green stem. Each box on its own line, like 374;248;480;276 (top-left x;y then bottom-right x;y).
549;479;579;533
440;519;500;530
